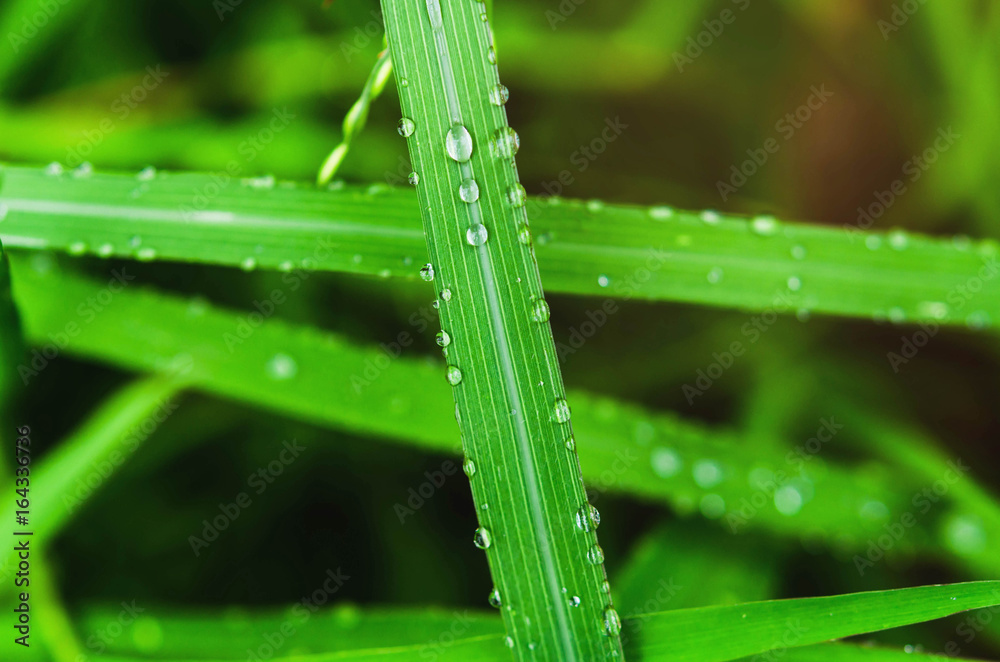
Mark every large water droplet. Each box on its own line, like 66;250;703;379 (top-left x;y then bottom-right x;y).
473;527;492;549
700;494;726;519
553;398;571;423
598;275;610;288
586;544;605;565
446;125;474;162
463;458;476;477
459;178;480;203
440;288;453;303
397;117;415;137
531;298;550;322
466;224;489;246
266;353;298;380
488;587;502;608
446;366;463;385
603;607;622;636
493;127;520;158
408;171;420;186
507;183;527;207
517;223;532;245
489;84;509;106
575;505;600;532
436;330;451;347
419;263;435;282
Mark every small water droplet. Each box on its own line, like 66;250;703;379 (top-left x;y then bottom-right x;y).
575;505;600;532
436;330;451;347
419;263;435;281
45;162;64;176
651;447;682;478
488;587;502;608
466;224;489;246
489;84;509;106
865;235;883;250
73;162;93;178
750;214;779;236
700;210;720;224
129;235;142;248
400;77;409;87
597;274;610;288
446;125;474;162
440;288;452;303
791;244;807;260
68;241;87;256
408;171;420;186
888;229;909;250
553;398;571;423
473;527;492;549
507;183;527;207
569;595;581;607
266;353;298;380
505;636;514;649
447;365;463;385
97;243;114;257
463;458;476;477
246;174;275;189
493;127;520;158
649;206;675;220
459;178;480;203
603;607;622;636
137;166;157;181
517;223;532;245
586;199;604;213
487;46;497;64
565;436;576;451
397;117;415;137
136;247;157;261
707;267;724;284
586;544;605;565
531;298;550;322
787;276;802;291
240;257;257;271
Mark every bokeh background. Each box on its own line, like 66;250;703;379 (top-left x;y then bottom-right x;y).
3;0;1000;659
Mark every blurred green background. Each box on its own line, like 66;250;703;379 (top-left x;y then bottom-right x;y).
3;0;1000;659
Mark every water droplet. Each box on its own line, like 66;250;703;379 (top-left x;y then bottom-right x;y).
791;245;807;260
446;365;463;385
693;459;723;488
888;307;906;324
397;117;415;137
553;398;571;423
419;263;435;281
446;125;474;162
700;210;721;225
787;276;802;291
750;214;779;236
586;544;605;565
774;485;804;516
408;171;420;186
952;235;972;251
507;184;527;207
45;162;64;176
97;243;114;257
966;310;992;329
651;447;682;478
137;166;157;181
246;174;275;189
436;330;451;347
473;527;492;549
489;84;509;106
531;298;550;322
67;241;87;256
487;46;497;64
569;595;581;607
505;636;514;648
575;505;600;532
73;162;93;178
517;223;532;245
586;199;604;213
597;274;610;288
466;224;489;246
865;235;883;250
603;608;622;636
240;257;257;272
463;458;476;477
459;178;480;203
707;267;724;284
488;587;502;608
649;206;675;220
400;77;409;87
565;436;576;451
440;288;453;303
266;353;298;380
888;229;909;250
493;127;520;158
136;247;157;261
917;301;948;320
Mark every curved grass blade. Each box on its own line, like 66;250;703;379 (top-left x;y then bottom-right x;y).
0;236;23;405
317;47;395;185
380;0;622;657
6;258;943;571
3;165;1000;327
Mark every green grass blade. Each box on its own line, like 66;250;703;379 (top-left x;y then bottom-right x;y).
76;582;1000;662
380;0;621;657
3;164;1000;326
5;257;932;559
752;643;983;662
0;235;22;405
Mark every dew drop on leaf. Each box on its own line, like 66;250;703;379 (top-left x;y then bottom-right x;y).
489;84;509;106
488;587;502;608
446;365;463;385
68;241;87;256
473;527;492;549
266;353;298;380
397;117;415;137
493;127;520;158
531;298;550;323
508;183;527;207
553;398;571;423
463;457;476;477
436;330;451;347
603;607;622;636
459;178;480;203
445;125;474;162
408;171;419;186
575;505;600;532
517;223;532;245
700;210;720;224
419;263;435;281
466;224;489;246
649;205;675;220
750;214;779;236
440;288;452;303
586;544;605;565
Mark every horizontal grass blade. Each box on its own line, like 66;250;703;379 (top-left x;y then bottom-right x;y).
3;165;999;326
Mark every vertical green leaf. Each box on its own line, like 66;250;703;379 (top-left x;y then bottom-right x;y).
380;0;624;658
